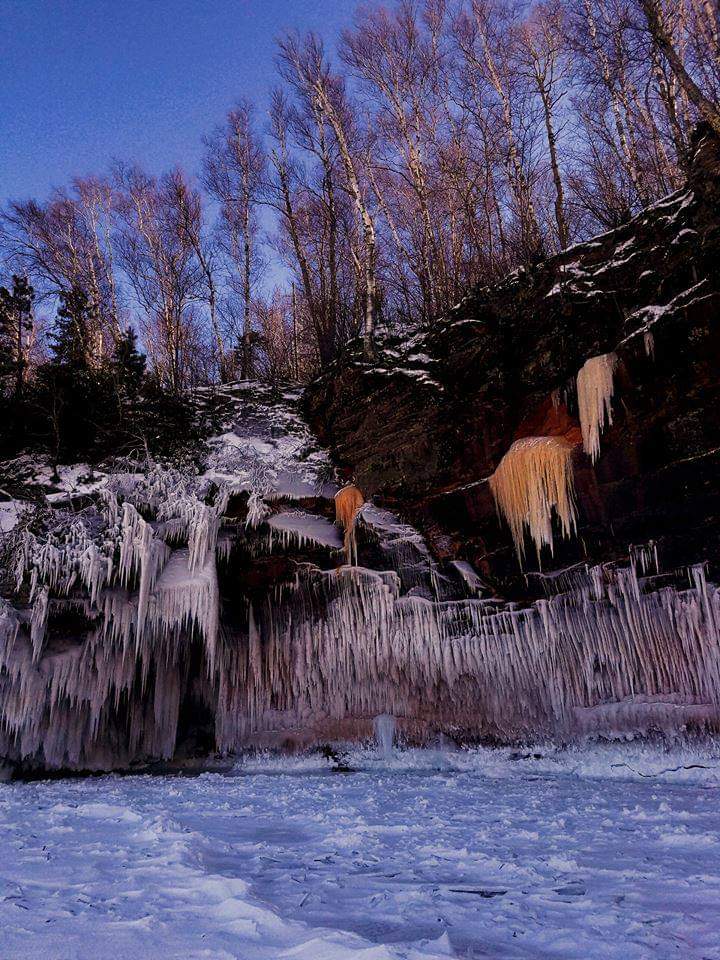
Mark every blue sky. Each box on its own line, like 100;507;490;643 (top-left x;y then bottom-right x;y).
0;0;360;204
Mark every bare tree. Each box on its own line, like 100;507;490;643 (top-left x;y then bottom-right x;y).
455;0;546;260
640;0;720;135
165;169;224;378
203;102;266;378
279;33;379;359
113;165;204;392
1;178;120;360
516;1;572;249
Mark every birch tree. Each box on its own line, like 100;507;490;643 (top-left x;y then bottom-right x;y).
203;102;266;378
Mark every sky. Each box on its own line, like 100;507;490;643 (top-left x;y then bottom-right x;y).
0;0;361;206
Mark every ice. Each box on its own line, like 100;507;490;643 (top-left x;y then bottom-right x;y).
373;714;396;759
246;491;271;529
0;744;719;958
268;511;344;550
0;500;24;534
3;384;720;771
200;381;337;499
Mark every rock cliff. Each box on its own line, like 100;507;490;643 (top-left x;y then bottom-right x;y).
305;127;720;598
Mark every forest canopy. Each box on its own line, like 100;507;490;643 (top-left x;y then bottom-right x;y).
1;0;718;462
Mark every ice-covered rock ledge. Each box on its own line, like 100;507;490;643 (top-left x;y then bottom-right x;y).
2;382;720;774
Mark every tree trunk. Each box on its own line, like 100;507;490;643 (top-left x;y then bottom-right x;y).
242;198;252;380
641;0;720;136
313;85;377;359
539;84;570;249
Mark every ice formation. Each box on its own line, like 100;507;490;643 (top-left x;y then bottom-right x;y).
267;511;343;552
374;713;396;758
576;352;618;462
1;386;719;771
245;492;271;529
489;437;577;562
213;556;720;749
0;463;227;769
335;484;365;564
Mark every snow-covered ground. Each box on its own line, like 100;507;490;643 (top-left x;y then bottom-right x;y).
1;744;719;960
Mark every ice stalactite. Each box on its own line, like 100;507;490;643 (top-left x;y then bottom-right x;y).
215;556;720;750
15;520;115;608
245;492;271;530
630;541;659;575
267;511;343;553
29;587;49;661
0;463;230;770
0;600;19;647
118;502;171;637
147;549;219;670
576;352;618;462
3;381;720;770
157;489;229;574
489;437;577;562
335;485;365;565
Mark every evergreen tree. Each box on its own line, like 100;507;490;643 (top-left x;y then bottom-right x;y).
0;275;34;400
112;327;146;397
31;286;111;467
50;286;93;368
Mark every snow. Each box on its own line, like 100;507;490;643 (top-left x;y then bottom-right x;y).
44;464;107;503
268;510;344;550
0;500;23;533
1;744;719;959
201;382;337;500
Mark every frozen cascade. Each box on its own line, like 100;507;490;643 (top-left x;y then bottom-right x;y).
0;463;227;769
577;352;618;462
489;437;577;562
213;560;720;749
2;385;720;771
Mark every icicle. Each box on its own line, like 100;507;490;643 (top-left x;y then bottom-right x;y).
245;492;270;529
4;435;720;769
145;549;219;671
335;485;365;565
489;437;577;562
577;352;618;462
118;503;170;637
630;541;659;576
29;587;49;661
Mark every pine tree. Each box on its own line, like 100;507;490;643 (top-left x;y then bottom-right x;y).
112;327;146;397
0;275;34;400
31;286;108;467
50;286;93;368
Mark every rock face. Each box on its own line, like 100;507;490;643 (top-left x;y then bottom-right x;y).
305;129;720;597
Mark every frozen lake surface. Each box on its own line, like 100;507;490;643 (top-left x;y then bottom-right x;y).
1;744;719;959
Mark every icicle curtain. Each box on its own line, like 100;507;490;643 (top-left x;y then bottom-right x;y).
489;436;577;562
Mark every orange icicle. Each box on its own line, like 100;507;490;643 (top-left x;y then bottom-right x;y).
335;484;365;565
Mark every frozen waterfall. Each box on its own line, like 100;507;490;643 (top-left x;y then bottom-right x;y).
1;383;719;772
